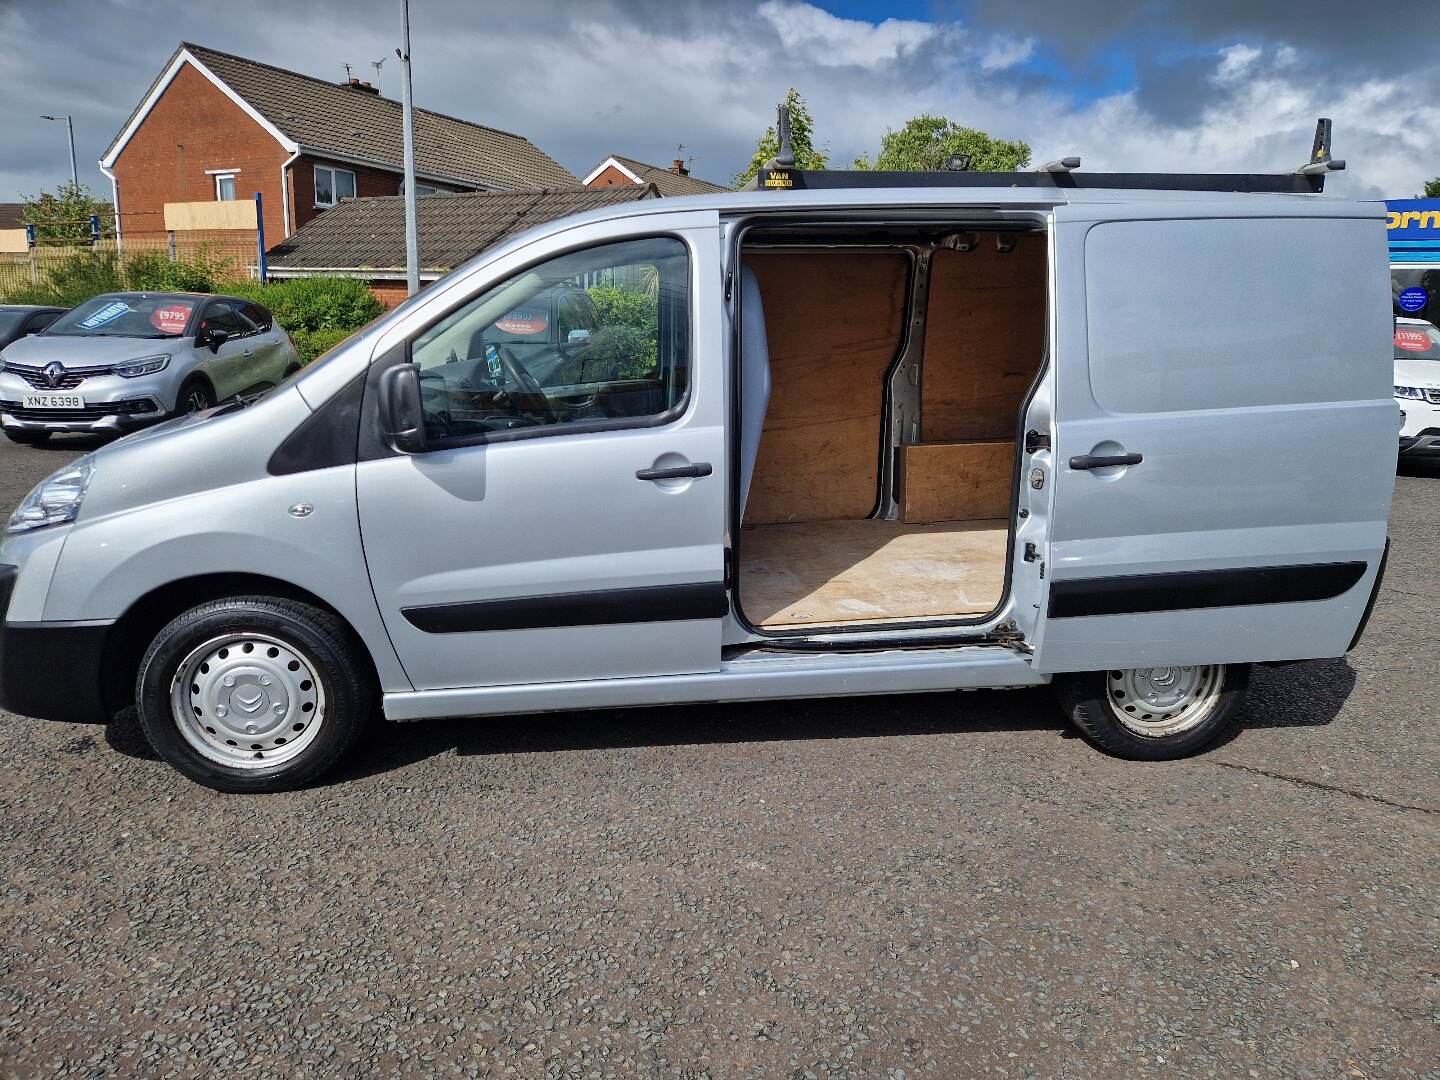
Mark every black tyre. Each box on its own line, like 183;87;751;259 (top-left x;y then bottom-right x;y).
136;597;374;793
177;376;214;415
3;428;51;446
1053;663;1250;760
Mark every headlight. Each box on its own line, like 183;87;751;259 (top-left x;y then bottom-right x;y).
6;458;94;534
116;354;170;378
1395;385;1425;400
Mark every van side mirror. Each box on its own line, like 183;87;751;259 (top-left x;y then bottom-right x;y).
202;327;229;353
377;363;428;454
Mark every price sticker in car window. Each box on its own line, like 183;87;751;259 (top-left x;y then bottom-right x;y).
1395;328;1432;352
495;309;547;336
150;304;193;334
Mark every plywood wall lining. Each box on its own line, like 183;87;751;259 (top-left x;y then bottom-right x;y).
742;251;909;525
900;441;1015;523
921;237;1046;443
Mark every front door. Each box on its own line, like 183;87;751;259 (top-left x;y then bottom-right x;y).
356;218;727;692
194;300;255;401
1032;208;1395;672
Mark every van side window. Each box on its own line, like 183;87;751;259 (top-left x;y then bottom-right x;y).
409;236;689;442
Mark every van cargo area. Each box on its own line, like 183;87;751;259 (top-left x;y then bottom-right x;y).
735;225;1046;630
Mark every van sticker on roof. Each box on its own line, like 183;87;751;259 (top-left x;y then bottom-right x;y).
495;309;546;336
78;300;130;329
1398;286;1428;312
150;304;193;334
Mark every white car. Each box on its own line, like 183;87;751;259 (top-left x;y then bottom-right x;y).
1394;317;1440;455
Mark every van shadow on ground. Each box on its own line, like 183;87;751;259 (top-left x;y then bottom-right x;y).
103;658;1357;786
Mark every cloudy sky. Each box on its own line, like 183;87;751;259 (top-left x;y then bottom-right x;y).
1;0;1436;202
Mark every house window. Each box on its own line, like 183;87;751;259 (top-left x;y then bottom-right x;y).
400;181;440;197
213;172;238;200
314;165;357;208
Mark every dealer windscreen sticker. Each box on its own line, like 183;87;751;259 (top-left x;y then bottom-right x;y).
78;300;131;329
485;343;502;378
1395;328;1432;352
1398;286;1429;313
494;308;547;335
150;304;193;334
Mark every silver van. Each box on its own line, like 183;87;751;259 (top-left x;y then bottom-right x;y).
0;162;1396;792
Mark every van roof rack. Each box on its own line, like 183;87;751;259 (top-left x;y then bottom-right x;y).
750;112;1346;196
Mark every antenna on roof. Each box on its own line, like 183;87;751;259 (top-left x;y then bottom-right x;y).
1297;118;1345;176
343;62;353;81
371;57;387;93
1039;156;1081;173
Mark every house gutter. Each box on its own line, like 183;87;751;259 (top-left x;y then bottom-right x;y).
265;266;446;280
279;148;301;238
97;163;123;256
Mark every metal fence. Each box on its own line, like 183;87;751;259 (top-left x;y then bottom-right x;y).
0;209;262;301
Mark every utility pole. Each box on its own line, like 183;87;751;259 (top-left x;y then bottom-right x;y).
41;114;78;189
398;0;420;296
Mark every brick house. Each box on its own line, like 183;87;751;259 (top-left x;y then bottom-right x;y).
99;43;577;248
582;154;729;196
266;185;660;307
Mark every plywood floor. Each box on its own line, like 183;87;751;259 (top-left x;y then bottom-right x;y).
738;518;1008;628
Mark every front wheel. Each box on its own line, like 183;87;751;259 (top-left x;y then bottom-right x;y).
136;597;374;793
177;377;214;416
1053;663;1250;760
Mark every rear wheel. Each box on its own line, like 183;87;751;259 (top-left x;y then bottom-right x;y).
3;428;51;446
136;597;374;793
1053;663;1250;760
177;377;214;415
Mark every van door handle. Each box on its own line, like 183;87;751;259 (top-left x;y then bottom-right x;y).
1069;452;1143;470
637;462;712;481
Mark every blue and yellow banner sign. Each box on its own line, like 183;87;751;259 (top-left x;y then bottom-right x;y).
1386;199;1440;263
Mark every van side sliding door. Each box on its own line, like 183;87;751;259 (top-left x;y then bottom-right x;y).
1032;207;1395;672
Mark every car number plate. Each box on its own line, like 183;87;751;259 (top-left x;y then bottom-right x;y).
22;393;84;409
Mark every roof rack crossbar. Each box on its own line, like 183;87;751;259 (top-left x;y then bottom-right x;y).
746;109;1342;195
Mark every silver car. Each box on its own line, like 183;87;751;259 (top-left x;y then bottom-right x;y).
0;291;301;445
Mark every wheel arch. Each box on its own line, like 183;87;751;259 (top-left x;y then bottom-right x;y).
101;573;381;717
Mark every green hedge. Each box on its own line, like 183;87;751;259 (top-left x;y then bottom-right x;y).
0;254;382;366
226;276;382;335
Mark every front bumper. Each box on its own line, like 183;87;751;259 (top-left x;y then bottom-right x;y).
0;371;168;434
0;563;114;723
1398;396;1440;455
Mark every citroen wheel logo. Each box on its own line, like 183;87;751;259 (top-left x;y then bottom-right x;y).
42;361;65;388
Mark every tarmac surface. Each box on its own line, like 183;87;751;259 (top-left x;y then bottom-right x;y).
1;433;1435;1078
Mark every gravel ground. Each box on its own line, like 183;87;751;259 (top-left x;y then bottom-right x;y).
1;435;1436;1079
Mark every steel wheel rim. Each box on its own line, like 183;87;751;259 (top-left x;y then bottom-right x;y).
1106;665;1222;737
169;633;326;769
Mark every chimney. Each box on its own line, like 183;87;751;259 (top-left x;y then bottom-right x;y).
342;78;380;94
670;158;689;176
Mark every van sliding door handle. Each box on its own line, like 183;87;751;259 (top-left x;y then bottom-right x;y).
1069;452;1143;470
637;462;713;481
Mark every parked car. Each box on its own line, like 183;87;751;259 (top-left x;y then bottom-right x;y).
0;305;67;351
0;165;1395;793
0;292;300;445
1394;316;1440;455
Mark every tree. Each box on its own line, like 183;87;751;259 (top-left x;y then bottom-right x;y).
19;182;113;244
852;115;1031;173
733;88;829;188
1423;177;1440;198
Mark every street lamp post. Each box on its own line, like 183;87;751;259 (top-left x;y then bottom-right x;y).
41;114;78;189
398;0;420;296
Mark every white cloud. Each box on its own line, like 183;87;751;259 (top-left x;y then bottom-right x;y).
757;0;934;68
981;36;1036;72
1;2;1436;203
